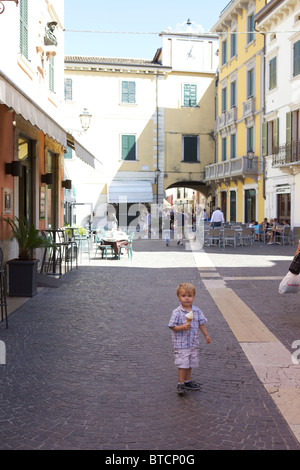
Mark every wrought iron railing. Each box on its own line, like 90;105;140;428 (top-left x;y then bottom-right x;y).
273;141;300;166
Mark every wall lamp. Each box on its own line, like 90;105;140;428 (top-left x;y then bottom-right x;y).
79;108;92;132
41;173;54;185
62;179;72;189
5;161;22;177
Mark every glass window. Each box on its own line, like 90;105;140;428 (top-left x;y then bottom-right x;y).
183;84;197;107
221;87;227;113
222;137;227;161
231;32;237;57
247;14;254;43
183;136;198;162
230;134;236;159
121;135;136;160
121;81;136;103
230;81;236;107
222;39;227;66
293;40;300;77
247;126;254;152
230;191;236;222
269;57;277;90
247;69;254;98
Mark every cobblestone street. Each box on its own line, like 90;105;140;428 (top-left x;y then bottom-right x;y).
0;238;299;450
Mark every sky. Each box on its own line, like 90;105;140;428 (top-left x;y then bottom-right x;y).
64;0;228;59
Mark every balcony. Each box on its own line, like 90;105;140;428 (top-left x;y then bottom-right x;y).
205;155;259;184
272;141;300;168
216;107;237;131
243;97;255;118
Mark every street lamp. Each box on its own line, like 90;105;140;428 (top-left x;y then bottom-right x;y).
79;108;92;132
247;148;254;170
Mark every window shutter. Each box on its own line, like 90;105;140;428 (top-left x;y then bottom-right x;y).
49;57;54;92
273;118;279;149
64;78;72;101
122;135;136;160
183;136;198;162
122;81;136;103
184;84;197;107
20;0;28;59
286;112;292;143
293;40;300;77
262;122;268;156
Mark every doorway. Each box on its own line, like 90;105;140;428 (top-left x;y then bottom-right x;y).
221;192;227;222
18;136;32;224
244;189;256;224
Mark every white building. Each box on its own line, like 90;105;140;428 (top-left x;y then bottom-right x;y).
63;21;218;227
256;0;300;229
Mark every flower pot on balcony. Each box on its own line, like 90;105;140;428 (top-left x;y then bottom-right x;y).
7;258;39;297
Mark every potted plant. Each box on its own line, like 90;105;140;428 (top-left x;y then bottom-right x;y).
1;216;54;297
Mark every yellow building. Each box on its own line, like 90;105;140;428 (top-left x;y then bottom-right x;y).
205;0;265;223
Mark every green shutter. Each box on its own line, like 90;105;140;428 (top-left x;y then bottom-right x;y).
122;81;136;103
64;78;72;101
286;112;292;143
49;57;54;92
20;0;28;59
184;84;197;107
269;57;277;90
262;122;268;156
122;135;136;160
273;118;279;149
293;40;300;77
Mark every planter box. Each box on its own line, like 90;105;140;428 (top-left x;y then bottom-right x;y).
7;259;39;297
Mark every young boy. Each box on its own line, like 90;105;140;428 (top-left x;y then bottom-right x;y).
168;283;211;396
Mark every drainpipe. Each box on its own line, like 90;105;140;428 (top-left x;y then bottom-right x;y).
255;20;266;200
156;72;160;204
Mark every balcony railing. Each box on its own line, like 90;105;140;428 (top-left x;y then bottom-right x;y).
205;155;259;182
273;140;300;166
216;107;237;131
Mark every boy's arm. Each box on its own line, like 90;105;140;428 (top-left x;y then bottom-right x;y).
170;323;190;332
199;324;211;343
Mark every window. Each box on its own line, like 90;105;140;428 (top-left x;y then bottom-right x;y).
221;39;227;66
230;80;236;108
247;14;254;44
19;0;28;59
247;126;254;152
49;57;54;92
269;57;277;90
230;134;236;159
121;135;136;161
183;136;198;162
293;40;300;77
230;191;237;222
221;137;227;161
221;87;227;113
230;32;237;58
121;81;136;103
262;119;279;156
183;84;197;107
247;68;254;98
64;78;72;101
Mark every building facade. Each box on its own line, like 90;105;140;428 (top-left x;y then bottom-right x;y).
63;24;218;226
256;0;300;229
206;0;266;224
0;0;66;263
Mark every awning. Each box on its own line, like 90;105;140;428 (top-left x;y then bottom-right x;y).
67;133;95;168
0;72;66;147
108;180;153;203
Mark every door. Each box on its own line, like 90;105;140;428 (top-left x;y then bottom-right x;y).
18;136;32;224
244;189;256;224
221;192;227;222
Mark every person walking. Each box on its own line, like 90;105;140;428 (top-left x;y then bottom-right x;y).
210;207;224;228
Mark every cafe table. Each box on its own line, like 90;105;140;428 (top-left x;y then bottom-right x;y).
101;231;128;258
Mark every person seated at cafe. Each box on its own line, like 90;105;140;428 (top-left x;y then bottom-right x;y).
249;219;256;228
267;219;289;244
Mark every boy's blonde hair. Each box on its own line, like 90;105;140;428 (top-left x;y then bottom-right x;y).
176;283;196;296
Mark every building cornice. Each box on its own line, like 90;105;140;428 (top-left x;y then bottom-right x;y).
255;0;298;32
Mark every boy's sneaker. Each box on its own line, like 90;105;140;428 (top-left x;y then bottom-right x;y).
177;383;186;396
184;380;201;391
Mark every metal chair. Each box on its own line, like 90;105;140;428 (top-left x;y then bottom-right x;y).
275;226;292;245
94;234;114;259
239;228;254;245
223;228;237;248
118;233;134;260
0;247;8;329
207;228;222;247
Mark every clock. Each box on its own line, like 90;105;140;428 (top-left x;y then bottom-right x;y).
187;45;196;60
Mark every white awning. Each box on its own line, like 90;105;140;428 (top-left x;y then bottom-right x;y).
0;72;66;147
108;180;153;203
67;133;95;168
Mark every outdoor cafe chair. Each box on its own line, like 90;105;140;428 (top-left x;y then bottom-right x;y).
207;228;222;247
239;227;254;246
275;226;293;245
94;234;114;260
223;228;237;248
